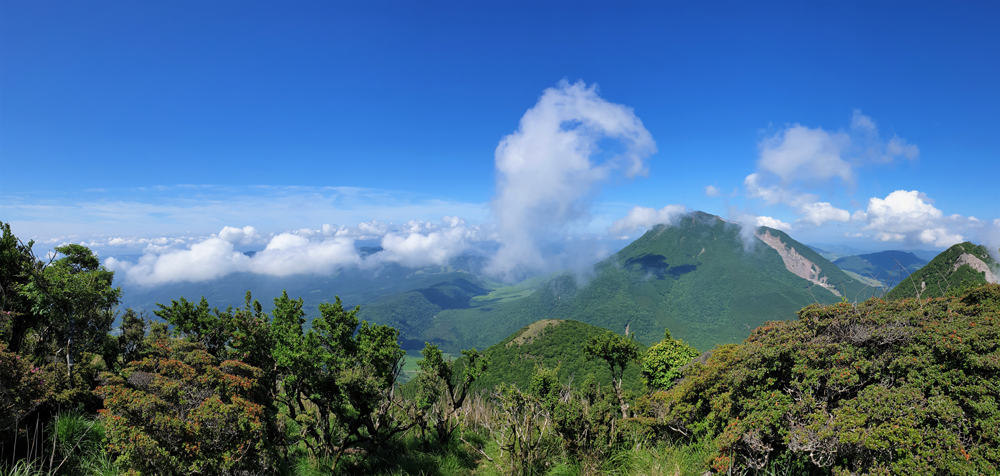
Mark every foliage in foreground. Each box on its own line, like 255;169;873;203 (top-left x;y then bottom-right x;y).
4;222;999;475
660;284;1000;475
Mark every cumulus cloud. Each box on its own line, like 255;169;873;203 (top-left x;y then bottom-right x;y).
744;110;920;227
758;125;853;184
854;190;973;247
609;205;687;235
218;225;262;245
104;216;500;285
755;215;792;231
376;217;472;268
106;236;251;286
705;185;721;197
487;80;656;280
248;233;361;276
796;202;851;226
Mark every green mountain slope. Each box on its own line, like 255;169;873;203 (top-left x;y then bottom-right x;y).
885;242;998;300
466;319;645;394
117;263;485;323
357;277;489;349
369;211;876;354
833;250;927;287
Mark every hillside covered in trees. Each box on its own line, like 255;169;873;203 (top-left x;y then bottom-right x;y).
885;242;998;300
3;222;999;475
363;212;879;354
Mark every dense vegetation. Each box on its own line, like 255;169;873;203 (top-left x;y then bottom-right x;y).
886;242;997;300
462;320;647;396
3;221;999;475
659;284;1000;475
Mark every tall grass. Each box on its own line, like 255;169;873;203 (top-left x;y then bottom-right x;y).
1;412;119;476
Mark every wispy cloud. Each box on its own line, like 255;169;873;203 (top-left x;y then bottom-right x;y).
1;185;488;241
608;204;686;236
743;110;916;229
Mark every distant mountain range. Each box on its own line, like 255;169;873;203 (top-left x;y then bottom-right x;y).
832;250;927;288
361;211;876;353
113;212;996;358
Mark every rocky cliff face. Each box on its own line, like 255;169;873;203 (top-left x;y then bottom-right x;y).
951;253;998;284
757;230;841;297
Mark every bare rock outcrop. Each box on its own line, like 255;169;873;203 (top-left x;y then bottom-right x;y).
756;231;841;297
952;253;998;284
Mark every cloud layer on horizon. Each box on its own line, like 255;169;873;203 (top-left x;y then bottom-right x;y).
105;217;489;286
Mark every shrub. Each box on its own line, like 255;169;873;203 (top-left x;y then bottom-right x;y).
0;342;45;433
660;284;1000;475
98;339;271;475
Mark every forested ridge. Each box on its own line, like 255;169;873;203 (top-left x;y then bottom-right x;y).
3;222;999;475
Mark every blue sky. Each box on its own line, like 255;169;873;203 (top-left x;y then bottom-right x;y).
2;1;998;284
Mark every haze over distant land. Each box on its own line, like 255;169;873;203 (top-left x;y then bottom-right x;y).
1;1;997;286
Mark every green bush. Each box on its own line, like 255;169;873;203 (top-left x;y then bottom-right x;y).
660;284;1000;475
98;339;270;475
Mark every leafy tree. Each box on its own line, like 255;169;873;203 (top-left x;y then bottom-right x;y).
583;331;639;418
271;295;417;470
489;382;557;476
640;328;699;390
154;296;233;359
415;343;488;444
548;374;621;473
116;308;149;368
0;222;41;355
21;243;121;378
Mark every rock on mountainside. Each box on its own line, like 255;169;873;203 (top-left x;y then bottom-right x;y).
886;242;998;300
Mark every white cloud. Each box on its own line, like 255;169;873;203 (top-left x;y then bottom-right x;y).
851;110;919;164
218;225;262;245
248;233;361;276
378;218;470;268
857;190;971;247
796;202;851;226
755;215;792;231
609;205;687;235
103;216;498;285
744;173;816;207
758;124;853;184
106;236;251;286
487;79;656;280
744;111;922;228
705;185;721;197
